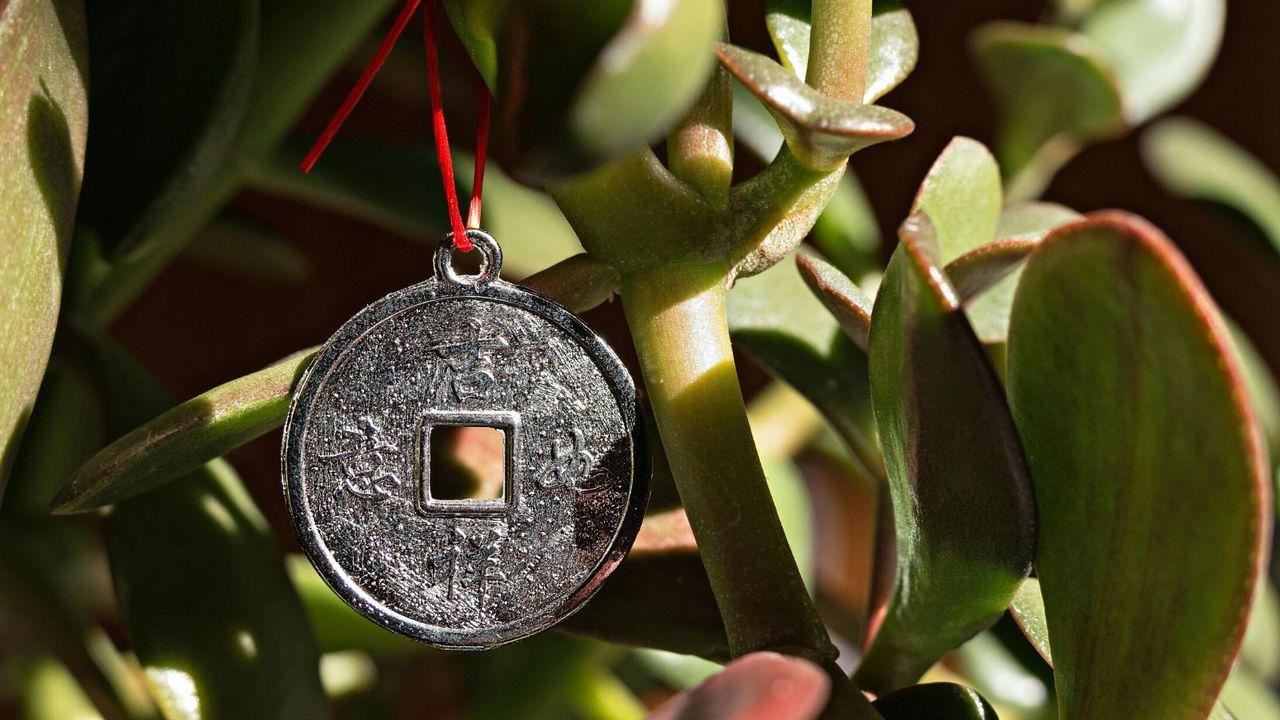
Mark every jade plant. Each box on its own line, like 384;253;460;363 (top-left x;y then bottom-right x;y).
2;0;1277;718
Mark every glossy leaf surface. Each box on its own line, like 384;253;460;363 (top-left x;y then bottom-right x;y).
1080;0;1225;124
872;683;998;719
855;214;1035;694
797;252;873;351
764;0;917;103
717;43;913;171
77;0;257;259
1007;212;1269;719
0;0;88;492
971;22;1124;178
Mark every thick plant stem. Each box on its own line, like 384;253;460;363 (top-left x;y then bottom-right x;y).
808;0;873;102
667;62;734;209
621;263;835;663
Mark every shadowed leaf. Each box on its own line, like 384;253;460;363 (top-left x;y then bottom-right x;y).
650;652;831;720
77;0;257;260
717;43;913;171
728;255;882;481
109;460;326;719
1006;211;1268;719
561;509;727;661
812;173;881;281
854;214;1035;694
494;0;722;182
872;683;998;719
0;0;88;495
971;22;1124;182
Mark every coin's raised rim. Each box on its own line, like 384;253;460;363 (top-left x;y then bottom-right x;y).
281;276;648;649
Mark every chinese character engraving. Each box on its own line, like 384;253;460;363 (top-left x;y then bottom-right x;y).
429;318;510;402
322;417;401;499
543;428;606;492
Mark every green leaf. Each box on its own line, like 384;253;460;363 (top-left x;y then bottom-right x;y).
1143;117;1280;256
765;1;918;103
717;43;914;171
949;632;1051;718
812;173;882;281
912;137;1002;265
77;0;258;260
1219;666;1280;720
4;360;102;517
52;349;313;514
186;218;312;284
494;0;721;181
1080;0;1225;124
1241;582;1280;684
797;252;873;351
53;255;618;513
285;555;420;657
0;0;88;494
108;460;326;719
22;657;102;720
441;0;500;89
1006;211;1268;719
1009;579;1052;665
971;22;1124;182
872;683;999;719
854;214;1035;694
728;254;882;481
948;202;1083;345
79;0;402;326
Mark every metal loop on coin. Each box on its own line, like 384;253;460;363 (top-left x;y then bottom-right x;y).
434;229;502;286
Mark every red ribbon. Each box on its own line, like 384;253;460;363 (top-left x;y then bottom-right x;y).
300;0;489;252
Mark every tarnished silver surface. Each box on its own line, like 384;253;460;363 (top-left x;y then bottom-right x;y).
283;230;647;648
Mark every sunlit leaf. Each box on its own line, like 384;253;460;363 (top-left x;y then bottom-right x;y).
797;252;872;351
764;1;917;103
949;202;1082;345
53;349;313;514
854;213;1035;694
1007;211;1268;719
912;138;1002;265
717;43;913;171
0;0;88;494
1080;0;1225;124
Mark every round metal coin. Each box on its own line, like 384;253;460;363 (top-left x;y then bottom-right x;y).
282;230;648;648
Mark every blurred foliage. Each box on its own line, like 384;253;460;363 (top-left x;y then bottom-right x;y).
4;0;1279;718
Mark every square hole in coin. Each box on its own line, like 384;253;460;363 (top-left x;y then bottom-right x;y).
420;411;518;513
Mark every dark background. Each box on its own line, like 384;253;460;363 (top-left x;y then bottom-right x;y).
110;0;1280;542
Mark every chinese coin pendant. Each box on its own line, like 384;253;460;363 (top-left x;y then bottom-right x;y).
282;230;648;648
